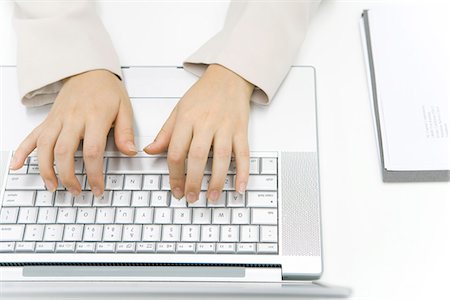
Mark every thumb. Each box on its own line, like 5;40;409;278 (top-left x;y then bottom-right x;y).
114;98;137;156
144;106;177;154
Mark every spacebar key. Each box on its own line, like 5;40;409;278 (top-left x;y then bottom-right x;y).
245;175;277;191
107;157;169;174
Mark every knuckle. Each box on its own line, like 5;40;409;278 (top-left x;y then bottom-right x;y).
54;144;70;157
168;150;185;165
36;135;54;148
214;146;231;159
189;145;208;160
83;144;103;160
234;149;250;160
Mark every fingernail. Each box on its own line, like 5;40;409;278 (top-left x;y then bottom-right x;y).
208;190;219;202
92;187;103;197
127;142;137;154
238;182;246;195
45;180;56;192
68;187;80;196
186;192;197;203
173;187;183;199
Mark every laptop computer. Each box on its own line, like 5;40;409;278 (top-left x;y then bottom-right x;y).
0;65;350;297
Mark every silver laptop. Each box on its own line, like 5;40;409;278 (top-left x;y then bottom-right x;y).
0;66;350;297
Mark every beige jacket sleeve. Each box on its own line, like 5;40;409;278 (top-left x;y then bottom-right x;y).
184;0;320;105
13;1;121;107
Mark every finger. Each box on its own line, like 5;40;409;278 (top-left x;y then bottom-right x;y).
36;123;62;192
233;132;250;194
144;106;177;154
10;129;40;170
185;130;214;203
84;121;109;197
114;97;137;156
207;132;232;202
167;123;192;199
54;123;83;195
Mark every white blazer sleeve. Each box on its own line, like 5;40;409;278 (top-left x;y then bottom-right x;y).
13;1;121;107
183;0;321;105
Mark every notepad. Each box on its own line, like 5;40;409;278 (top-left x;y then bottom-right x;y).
361;7;450;182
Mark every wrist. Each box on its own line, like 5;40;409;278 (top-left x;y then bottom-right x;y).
204;64;255;100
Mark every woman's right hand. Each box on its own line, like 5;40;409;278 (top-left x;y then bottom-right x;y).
9;69;136;197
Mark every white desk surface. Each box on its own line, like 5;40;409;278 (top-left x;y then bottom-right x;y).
0;1;449;299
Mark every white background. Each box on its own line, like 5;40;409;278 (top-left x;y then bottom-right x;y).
0;0;449;299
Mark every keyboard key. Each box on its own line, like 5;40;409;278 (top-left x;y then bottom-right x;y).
96;208;115;223
249;158;260;174
176;242;195;253
8;165;28;174
217;243;236;254
112;191;131;206
251;208;277;225
28;156;38;165
54;191;73;206
57;208;76;223
0;225;25;241
2;191;35;206
115;208;135;223
74;157;84;174
35;191;54;206
105;175;124;190
142;225;161;241
15;241;35;252
196;243;215;253
73;191;93;206
240;225;259;242
181;225;200;242
116;242;136;252
156;242;175;253
135;208;153;223
108;157;169;174
161;175;170;190
103;225;123;241
0;207;19;223
131;191;150;206
173;208;191;224
17;207;38;223
188;192;207;207
142;175;160;190
261;158;277;174
237;243;256;254
76;208;96;223
231;208;250;224
93;191;113;206
245;175;277;191
96;242;116;253
162;225;181;242
37;207;57;223
0;242;15;252
124;175;142;190
6;175;45;190
257;243;278;254
136;242;156;253
207;192;226;207
27;165;40;174
201;225;219;242
76;242;95;253
220;225;239;242
170;196;187;208
43;225;64;241
212;208;231;224
123;225;142;241
247;192;277;207
35;242;55;252
192;208;211;224
153;208;172;224
260;226;278;242
151;191;169;207
23;224;44;241
227;192;245;207
63;224;83;241
83;225;103;241
56;242;76;252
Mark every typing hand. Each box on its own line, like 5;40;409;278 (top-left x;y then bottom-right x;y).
144;64;255;203
9;70;136;197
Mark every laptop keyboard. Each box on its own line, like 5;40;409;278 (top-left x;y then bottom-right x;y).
0;153;279;255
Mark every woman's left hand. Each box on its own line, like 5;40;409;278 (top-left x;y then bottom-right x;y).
144;64;255;203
